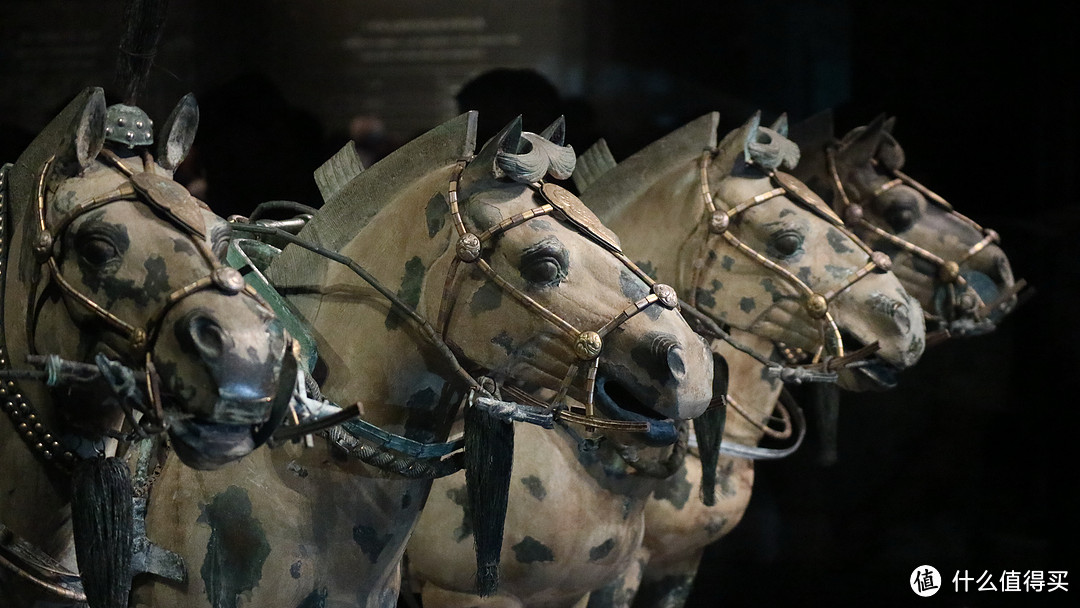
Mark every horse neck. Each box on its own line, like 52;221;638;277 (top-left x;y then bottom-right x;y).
0;185;79;566
715;330;783;447
305;169;464;436
596;159;705;289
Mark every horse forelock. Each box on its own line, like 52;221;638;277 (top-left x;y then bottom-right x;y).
495;133;576;183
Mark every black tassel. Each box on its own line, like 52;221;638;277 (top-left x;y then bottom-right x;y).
695;352;729;506
70;457;134;608
463;402;514;596
810;383;840;466
115;0;171;105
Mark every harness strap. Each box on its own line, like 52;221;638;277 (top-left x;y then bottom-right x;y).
0;525;86;601
688;391;807;461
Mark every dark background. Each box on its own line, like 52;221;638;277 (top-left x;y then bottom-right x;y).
1;1;1076;606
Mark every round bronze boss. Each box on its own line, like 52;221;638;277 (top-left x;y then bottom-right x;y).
33;232;53;260
653;283;679;309
805;293;829;319
938;260;961;283
456;233;482;262
870;251;893;272
213;266;246;294
575;330;603;360
709;211;730;234
844;203;864;224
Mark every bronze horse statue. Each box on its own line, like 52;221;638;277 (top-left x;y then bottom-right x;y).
0;87;294;607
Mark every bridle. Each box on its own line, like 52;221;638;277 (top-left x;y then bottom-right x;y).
688;149;895;362
6;147;277;468
436;161;687;434
825;146;1022;326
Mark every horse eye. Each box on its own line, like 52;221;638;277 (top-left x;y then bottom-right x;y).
520;257;563;286
77;236;119;267
770;231;803;258
884;206;916;232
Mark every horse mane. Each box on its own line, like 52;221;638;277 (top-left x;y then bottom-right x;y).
572;138;616;194
788;109;837;157
578;112;720;221
269;111;478;288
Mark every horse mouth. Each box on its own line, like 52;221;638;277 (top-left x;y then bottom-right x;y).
592;375;678;446
166;418;258;470
837;330;901;391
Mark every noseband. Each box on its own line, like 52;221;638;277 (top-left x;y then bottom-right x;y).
688;149;894;362
437;162;688;433
825;147;1020;325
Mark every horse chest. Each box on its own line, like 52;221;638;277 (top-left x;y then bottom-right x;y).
135;441;427;608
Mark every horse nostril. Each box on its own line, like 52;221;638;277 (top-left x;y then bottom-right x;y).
652;334;686;379
891;302;911;334
187;314;226;361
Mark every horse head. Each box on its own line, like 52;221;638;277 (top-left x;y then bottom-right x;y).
578;112;926;392
446;116;715;445
3;88;293;471
791;111;1020;337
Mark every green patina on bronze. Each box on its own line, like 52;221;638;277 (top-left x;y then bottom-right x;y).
198;486;271;608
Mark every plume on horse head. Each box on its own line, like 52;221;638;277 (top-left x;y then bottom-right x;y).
716;111;800;173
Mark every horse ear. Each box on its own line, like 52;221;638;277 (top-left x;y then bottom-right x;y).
156;93;199;171
876;116;905;170
539;116;566;146
739;111;763;164
492;116;525;155
465;115;525;185
54;87;107;177
840;113;888;165
770;113;789;137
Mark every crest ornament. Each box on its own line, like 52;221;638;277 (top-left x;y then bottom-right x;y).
104;104;153;148
541;183;622;252
130;172;206;237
